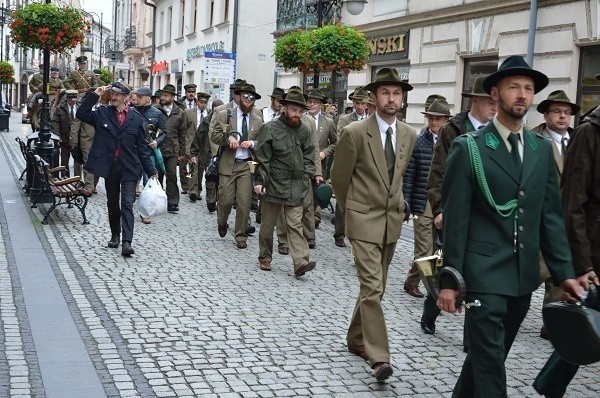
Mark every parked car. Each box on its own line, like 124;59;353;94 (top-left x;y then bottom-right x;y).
21;104;30;124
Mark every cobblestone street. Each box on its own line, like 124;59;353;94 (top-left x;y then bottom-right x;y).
0;115;598;397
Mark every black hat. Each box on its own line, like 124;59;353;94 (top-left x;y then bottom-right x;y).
93;69;101;75
230;78;247;91
421;99;451;117
161;84;177;95
483;55;548;94
76;56;88;63
153;90;162;97
184;84;197;91
364;67;413;93
111;81;130;94
536;90;580;115
50;67;59;72
462;76;490;98
234;83;261;100
270;87;285;99
280;89;309;109
196;91;211;100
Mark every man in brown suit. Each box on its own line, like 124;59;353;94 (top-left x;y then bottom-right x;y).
331;68;416;381
210;83;263;249
184;91;211;201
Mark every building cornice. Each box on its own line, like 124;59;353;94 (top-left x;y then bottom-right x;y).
357;0;578;34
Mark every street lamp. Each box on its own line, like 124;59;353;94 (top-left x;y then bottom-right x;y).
84;11;103;69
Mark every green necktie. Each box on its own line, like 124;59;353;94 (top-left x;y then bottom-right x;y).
384;127;395;182
241;113;248;141
507;133;521;171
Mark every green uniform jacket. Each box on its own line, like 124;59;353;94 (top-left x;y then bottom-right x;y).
254;118;315;207
442;125;574;296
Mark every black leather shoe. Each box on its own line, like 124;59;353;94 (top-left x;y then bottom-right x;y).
420;317;436;335
218;224;228;237
107;234;120;248
335;238;347;247
207;202;216;213
167;204;179;213
307;239;316;249
278;247;289;255
245;225;256;235
121;241;134;256
255;214;261;224
189;193;198;202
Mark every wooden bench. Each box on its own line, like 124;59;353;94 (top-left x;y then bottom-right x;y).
31;155;90;225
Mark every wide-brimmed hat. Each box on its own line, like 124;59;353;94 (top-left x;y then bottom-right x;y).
183;84;197;92
76;56;87;63
196;91;211;100
425;94;446;109
152;90;162;97
161;84;177;95
307;89;327;102
536;90;580;114
349;87;373;104
235;83;261;100
483;55;548;94
135;86;152;97
111;81;130;95
364;67;413;93
269;87;285;99
230;78;247;91
280;89;309;109
421;99;451;117
462;76;490;98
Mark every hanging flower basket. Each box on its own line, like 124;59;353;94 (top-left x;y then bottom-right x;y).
9;3;88;53
0;61;15;84
274;23;370;75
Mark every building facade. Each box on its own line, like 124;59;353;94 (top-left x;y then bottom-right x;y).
276;0;600;129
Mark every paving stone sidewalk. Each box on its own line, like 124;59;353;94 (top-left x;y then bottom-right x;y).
0;120;598;397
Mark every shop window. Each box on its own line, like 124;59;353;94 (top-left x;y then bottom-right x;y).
461;57;498;111
371;65;410;121
577;46;600;121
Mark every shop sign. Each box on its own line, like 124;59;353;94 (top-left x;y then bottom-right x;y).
186;41;226;61
152;60;168;74
367;31;410;63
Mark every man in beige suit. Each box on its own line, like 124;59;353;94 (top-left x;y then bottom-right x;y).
532;90;580;338
307;89;337;231
210;83;263;248
332;68;416;381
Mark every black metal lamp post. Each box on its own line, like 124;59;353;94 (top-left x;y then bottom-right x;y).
305;0;367;91
85;11;103;69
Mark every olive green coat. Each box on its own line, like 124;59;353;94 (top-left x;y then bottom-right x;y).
254;118;315;207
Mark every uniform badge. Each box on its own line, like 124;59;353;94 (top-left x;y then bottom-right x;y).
485;133;499;150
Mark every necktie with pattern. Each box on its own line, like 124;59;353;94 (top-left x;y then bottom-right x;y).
242;113;248;142
507;133;521;171
384;127;395;182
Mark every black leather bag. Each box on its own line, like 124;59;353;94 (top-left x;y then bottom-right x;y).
543;284;600;365
204;108;232;184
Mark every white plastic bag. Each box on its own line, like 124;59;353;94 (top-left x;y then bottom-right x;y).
138;178;167;218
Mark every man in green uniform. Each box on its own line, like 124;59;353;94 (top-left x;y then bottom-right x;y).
254;89;316;276
63;56;98;94
48;67;64;97
436;55;584;398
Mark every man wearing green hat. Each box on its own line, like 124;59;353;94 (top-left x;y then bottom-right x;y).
532;90;581;338
254;88;316;276
262;87;284;122
436;55;584;397
403;99;451;300
332;67;416;381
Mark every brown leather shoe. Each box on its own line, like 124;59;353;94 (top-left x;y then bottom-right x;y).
307;239;316;249
372;362;393;381
81;188;93;197
278;247;289;255
335;238;347;247
259;261;271;271
236;241;247;249
347;344;369;361
218;224;228;237
294;260;316;277
403;283;424;298
141;217;151;224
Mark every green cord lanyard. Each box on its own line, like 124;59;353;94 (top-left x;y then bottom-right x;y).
466;135;520;252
